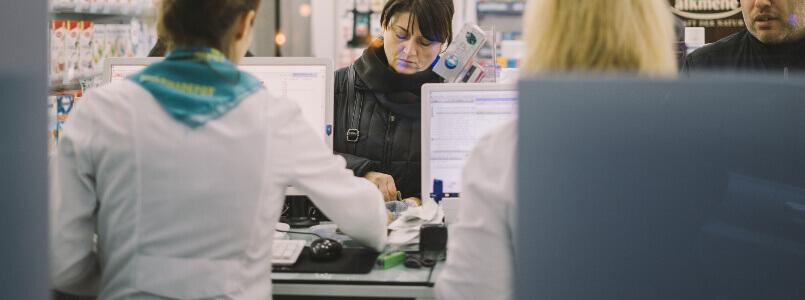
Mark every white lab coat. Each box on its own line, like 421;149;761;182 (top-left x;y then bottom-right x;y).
50;80;388;299
435;121;517;300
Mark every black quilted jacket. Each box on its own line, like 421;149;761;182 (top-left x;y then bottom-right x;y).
333;41;442;199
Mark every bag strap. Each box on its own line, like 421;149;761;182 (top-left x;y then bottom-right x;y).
346;63;364;154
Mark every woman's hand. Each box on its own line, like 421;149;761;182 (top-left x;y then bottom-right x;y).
387;209;395;225
403;197;422;207
364;171;398;202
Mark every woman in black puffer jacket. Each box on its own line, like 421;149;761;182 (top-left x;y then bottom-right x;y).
334;0;453;204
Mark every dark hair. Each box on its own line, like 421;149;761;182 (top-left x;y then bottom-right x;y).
380;0;454;45
159;0;260;55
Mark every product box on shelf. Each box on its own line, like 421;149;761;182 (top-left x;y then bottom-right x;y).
51;20;67;76
369;0;384;12
355;0;371;13
66;21;81;76
127;20;139;57
48;95;59;155
135;20;147;57
134;19;155;57
56;90;82;127
93;24;106;73
341;11;354;42
116;24;129;57
369;13;381;38
147;21;157;50
79;21;94;74
105;24;116;58
56;91;74;139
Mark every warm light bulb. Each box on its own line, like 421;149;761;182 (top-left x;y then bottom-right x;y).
275;32;287;45
299;4;311;17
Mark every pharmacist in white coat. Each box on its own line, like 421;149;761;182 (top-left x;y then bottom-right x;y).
50;1;387;299
434;121;517;300
434;0;678;298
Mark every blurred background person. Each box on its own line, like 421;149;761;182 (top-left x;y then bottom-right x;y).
682;0;805;75
434;0;678;299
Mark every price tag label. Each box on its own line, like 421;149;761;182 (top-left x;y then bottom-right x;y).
134;4;143;16
121;5;130;15
74;3;83;13
102;5;111;15
89;3;99;14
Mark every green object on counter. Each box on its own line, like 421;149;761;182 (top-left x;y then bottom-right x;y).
376;251;407;269
397;191;403;201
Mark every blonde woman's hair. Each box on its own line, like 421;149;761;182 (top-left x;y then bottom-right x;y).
521;0;677;76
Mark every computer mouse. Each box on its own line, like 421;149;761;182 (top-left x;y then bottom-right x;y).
309;238;342;262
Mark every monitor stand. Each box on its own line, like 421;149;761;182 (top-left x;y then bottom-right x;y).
283;196;319;228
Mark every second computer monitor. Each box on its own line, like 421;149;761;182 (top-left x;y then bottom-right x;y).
104;57;334;196
421;83;518;210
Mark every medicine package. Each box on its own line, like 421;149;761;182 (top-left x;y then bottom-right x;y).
433;23;487;83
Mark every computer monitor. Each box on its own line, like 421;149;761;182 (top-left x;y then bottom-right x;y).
516;75;805;298
421;83;518;218
103;57;334;196
105;58;155;84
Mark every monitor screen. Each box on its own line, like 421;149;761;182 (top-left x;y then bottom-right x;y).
239;64;328;142
110;64;145;83
422;83;518;201
107;58;331;146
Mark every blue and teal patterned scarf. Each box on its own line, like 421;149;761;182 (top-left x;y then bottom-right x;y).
130;47;263;128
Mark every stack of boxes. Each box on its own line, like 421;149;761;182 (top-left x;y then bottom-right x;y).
50;19;156;77
47;90;82;155
49;0;158;153
49;0;157;78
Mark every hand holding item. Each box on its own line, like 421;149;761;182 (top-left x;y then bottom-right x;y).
403;197;421;207
364;171;398;202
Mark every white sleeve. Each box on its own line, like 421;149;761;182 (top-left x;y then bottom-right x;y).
50;97;101;295
278;100;387;251
435;124;516;300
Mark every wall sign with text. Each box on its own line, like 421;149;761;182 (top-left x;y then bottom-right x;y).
668;0;745;43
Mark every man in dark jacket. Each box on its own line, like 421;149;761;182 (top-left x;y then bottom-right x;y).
682;0;805;75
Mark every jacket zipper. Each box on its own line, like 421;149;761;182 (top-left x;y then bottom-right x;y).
382;113;396;171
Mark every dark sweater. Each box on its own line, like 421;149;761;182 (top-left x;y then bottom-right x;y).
682;29;805;76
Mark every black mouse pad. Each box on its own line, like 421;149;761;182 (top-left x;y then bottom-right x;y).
273;247;380;274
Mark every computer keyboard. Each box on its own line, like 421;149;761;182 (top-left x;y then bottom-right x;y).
271;239;306;266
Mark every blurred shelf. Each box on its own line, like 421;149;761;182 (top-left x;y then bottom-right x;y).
476;1;524;18
49;71;101;90
49;2;153;17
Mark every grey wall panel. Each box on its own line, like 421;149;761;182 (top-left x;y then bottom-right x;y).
516;76;805;299
0;0;51;298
